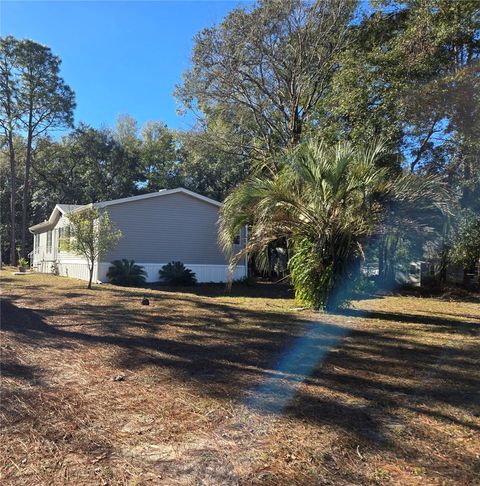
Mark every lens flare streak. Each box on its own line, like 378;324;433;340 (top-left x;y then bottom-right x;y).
246;320;350;414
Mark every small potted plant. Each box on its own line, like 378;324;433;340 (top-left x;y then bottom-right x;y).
18;257;29;273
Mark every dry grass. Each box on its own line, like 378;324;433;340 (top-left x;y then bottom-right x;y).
1;268;479;485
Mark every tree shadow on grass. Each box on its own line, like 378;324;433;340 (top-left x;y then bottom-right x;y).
341;308;480;332
2;293;479;469
1;360;43;384
125;281;295;300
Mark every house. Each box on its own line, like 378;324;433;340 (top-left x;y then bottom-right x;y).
29;188;247;283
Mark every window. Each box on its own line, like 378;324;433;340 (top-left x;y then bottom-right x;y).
46;230;52;253
34;234;40;254
233;233;241;245
58;227;71;252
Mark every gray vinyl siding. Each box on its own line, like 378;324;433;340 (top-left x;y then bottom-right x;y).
101;192;228;264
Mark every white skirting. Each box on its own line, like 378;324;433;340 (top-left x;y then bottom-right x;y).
97;262;246;283
33;259;96;282
33;259;246;284
58;261;96;281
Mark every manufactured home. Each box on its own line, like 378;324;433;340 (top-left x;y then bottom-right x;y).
29;188;247;283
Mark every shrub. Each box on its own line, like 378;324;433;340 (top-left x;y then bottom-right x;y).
107;259;147;286
449;211;480;273
353;275;378;296
159;261;197;286
18;257;29;267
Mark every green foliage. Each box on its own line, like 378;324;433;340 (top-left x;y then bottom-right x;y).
176;0;355;159
327;0;479;205
30;124;151;216
18;257;28;267
289;238;335;308
159;261;197;286
106;259;147;287
176;129;248;201
62;208;122;289
140;121;180;191
3;3;478;278
449;211;480;271
352;274;378;296
1;35;75;262
220;139;449;309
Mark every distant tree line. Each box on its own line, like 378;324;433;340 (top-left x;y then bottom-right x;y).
1;0;479;301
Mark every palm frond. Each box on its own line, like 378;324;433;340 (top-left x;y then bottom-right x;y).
220;137;452;308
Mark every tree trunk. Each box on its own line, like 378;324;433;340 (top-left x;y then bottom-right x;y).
2;46;18;266
384;257;396;288
87;262;94;290
8;132;17;265
21;125;33;257
438;252;448;286
463;263;476;289
326;256;361;311
378;232;398;289
378;236;385;284
289;108;303;146
378;234;392;287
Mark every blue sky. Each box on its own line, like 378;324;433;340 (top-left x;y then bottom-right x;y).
1;1;251;132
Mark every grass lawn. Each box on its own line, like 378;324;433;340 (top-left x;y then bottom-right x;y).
1;269;479;485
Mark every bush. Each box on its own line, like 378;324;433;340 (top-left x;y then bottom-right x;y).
159;261;197;286
449;210;480;273
353;275;378;296
107;259;147;286
18;257;29;267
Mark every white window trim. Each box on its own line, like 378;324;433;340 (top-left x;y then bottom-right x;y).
46;230;53;253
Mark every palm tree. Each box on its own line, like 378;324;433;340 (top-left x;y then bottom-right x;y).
106;259;147;287
220;139;450;310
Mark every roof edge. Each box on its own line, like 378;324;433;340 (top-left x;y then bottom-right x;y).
29;205;64;233
29;188;222;233
94;187;222;209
